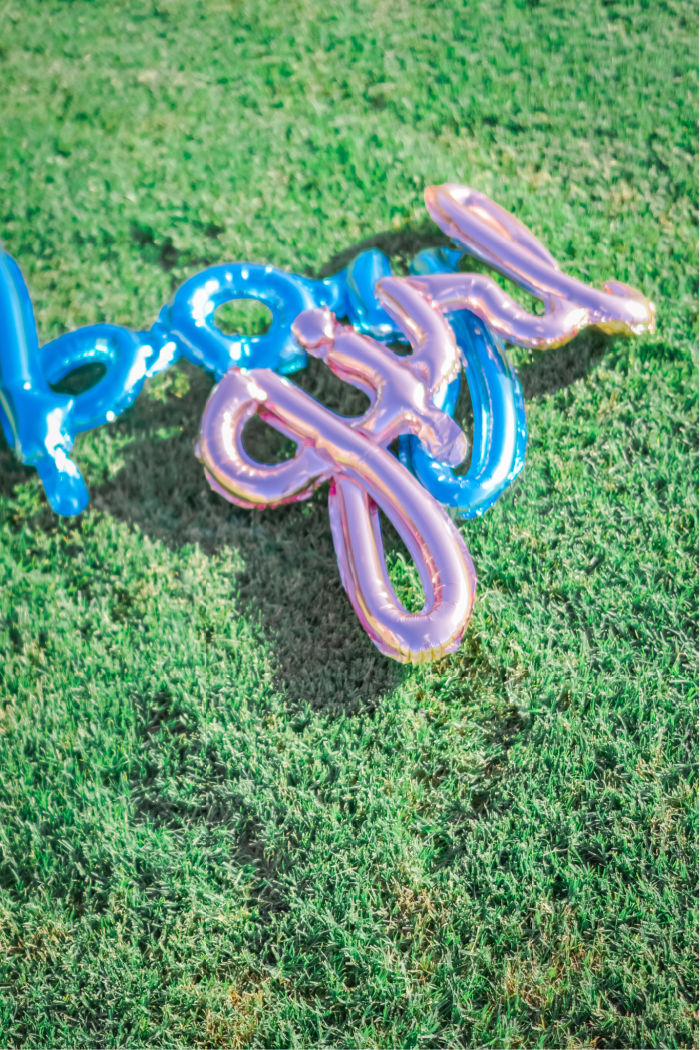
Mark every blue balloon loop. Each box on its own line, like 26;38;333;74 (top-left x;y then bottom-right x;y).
164;263;319;378
40;324;177;432
0;250;90;515
397;248;527;519
399;311;527;518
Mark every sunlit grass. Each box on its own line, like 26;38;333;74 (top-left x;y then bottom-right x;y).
0;0;697;1046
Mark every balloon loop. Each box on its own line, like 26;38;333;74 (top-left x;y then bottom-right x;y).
196;297;476;664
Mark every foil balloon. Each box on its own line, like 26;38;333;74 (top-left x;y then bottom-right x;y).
398;246;527;519
155;247;403;377
157;262;319;377
420;184;656;348
0;249;88;515
196;302;476;664
0;247;402;514
0;247;181;514
1;183;657;663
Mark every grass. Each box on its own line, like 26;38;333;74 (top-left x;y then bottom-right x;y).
0;0;697;1045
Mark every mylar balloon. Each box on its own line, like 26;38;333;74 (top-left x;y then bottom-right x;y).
421;183;656;348
197;304;476;664
398;246;527;519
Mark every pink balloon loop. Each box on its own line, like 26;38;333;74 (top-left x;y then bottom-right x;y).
418;183;656;350
196;302;476;664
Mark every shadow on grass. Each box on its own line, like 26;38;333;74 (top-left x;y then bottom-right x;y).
0;235;611;713
317;224;454;277
91;360;405;715
517;327;610;401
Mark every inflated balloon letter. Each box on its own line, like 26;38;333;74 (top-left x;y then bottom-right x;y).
418;183;656;349
196;305;476;664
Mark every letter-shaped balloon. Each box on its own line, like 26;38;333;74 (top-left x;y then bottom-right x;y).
0;247;185;514
396;246;527;519
420;184;656;348
196;301;476;664
0;245;405;514
391;185;655;517
0;250;87;515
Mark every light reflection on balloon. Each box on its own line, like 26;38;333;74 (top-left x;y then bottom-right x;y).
0;183;657;661
390;184;653;519
196;307;476;664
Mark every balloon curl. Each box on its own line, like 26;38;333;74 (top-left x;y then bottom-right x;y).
420;183;656;349
196;305;476;663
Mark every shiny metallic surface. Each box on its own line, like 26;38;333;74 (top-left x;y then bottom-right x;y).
421;183;656;349
0;243;406;517
372;276;462;394
400;247;528;519
292;308;467;466
197;312;477;664
0;248;90;516
400;310;528;519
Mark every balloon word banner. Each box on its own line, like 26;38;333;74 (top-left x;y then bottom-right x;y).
0;184;655;661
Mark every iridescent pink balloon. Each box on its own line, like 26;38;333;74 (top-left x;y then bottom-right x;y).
196;308;476;664
415;183;656;350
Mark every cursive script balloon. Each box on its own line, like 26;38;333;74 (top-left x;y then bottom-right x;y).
389;183;654;518
1;184;654;521
196;306;476;663
0;247;144;514
420;183;656;349
397;246;527;519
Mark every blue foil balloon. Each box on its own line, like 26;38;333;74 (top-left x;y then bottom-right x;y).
342;249;397;339
398;247;527;519
159;262;319;378
0;250;91;515
39;324;178;433
153;250;402;381
0;245;186;514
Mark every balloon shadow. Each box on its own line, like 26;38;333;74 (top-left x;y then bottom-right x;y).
515;326;611;401
0;432;31;501
317;224;453;278
87;359;406;715
82;321;609;713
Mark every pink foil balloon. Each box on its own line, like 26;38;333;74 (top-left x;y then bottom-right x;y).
414;183;656;350
196;307;476;664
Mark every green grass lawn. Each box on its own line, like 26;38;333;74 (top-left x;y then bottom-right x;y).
0;1;697;1045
